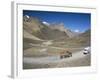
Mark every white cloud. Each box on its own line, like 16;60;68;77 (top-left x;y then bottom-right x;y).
74;29;80;33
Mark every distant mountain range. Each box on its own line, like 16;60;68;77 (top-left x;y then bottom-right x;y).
23;15;90;49
23;15;79;40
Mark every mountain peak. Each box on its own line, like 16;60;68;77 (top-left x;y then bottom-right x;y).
42;21;50;26
25;15;30;19
49;23;65;32
23;15;30;22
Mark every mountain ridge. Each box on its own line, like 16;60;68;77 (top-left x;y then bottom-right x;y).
23;15;80;39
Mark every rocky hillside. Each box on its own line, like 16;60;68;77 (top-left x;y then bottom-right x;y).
23;15;90;49
23;15;72;40
65;29;91;47
50;23;79;38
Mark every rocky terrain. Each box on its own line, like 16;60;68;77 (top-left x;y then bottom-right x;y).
23;15;91;69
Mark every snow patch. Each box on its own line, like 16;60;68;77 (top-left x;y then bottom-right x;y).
74;29;80;33
42;21;50;26
26;15;30;19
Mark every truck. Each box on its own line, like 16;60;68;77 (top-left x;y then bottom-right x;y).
60;50;72;59
83;47;91;55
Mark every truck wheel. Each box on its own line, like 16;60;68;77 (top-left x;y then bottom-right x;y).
60;55;63;59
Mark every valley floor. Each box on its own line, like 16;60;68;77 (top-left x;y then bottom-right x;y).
23;50;91;69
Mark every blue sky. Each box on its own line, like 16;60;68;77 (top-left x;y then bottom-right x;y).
23;10;91;33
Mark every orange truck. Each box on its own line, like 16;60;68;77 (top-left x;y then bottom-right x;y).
60;50;72;59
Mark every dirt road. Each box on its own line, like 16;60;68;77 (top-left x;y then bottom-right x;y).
23;50;91;69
